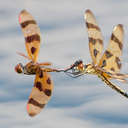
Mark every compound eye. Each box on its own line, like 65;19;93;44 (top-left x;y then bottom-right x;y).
79;63;84;68
15;63;23;74
79;60;83;64
74;61;79;66
74;60;83;66
72;66;79;72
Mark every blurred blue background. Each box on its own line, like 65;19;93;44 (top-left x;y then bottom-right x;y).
1;0;128;128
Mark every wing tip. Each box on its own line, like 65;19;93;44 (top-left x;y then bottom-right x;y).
19;9;28;23
118;24;123;31
20;9;27;14
85;9;92;14
118;24;123;28
27;104;37;117
113;24;124;34
28;113;37;117
114;24;123;30
84;9;94;20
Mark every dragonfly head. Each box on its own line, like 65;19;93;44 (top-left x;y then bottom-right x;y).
15;63;24;74
63;60;86;77
72;60;85;72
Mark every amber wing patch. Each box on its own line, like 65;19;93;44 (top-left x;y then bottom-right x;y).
19;10;41;62
85;9;103;65
27;68;53;117
98;24;124;73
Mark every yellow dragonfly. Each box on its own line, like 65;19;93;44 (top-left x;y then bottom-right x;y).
64;9;128;98
15;10;61;117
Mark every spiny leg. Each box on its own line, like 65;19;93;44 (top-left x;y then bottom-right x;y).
99;74;128;98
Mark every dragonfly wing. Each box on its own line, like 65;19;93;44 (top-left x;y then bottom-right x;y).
98;24;124;73
19;10;41;62
110;73;128;83
85;9;103;65
101;74;128;99
97;66;128;83
27;68;53;117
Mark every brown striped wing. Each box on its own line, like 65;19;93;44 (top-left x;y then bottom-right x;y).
98;24;124;73
19;10;41;63
85;9;103;65
27;68;53;117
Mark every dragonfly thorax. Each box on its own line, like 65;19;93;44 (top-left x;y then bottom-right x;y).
23;62;38;75
85;64;96;74
73;60;85;72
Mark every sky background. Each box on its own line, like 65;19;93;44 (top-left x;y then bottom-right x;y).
1;0;128;128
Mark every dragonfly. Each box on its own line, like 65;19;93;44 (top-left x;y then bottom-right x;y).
63;9;128;99
15;10;61;117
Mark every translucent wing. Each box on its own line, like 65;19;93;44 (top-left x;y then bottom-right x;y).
98;24;124;73
96;66;128;83
85;9;103;65
19;10;41;63
27;68;53;117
